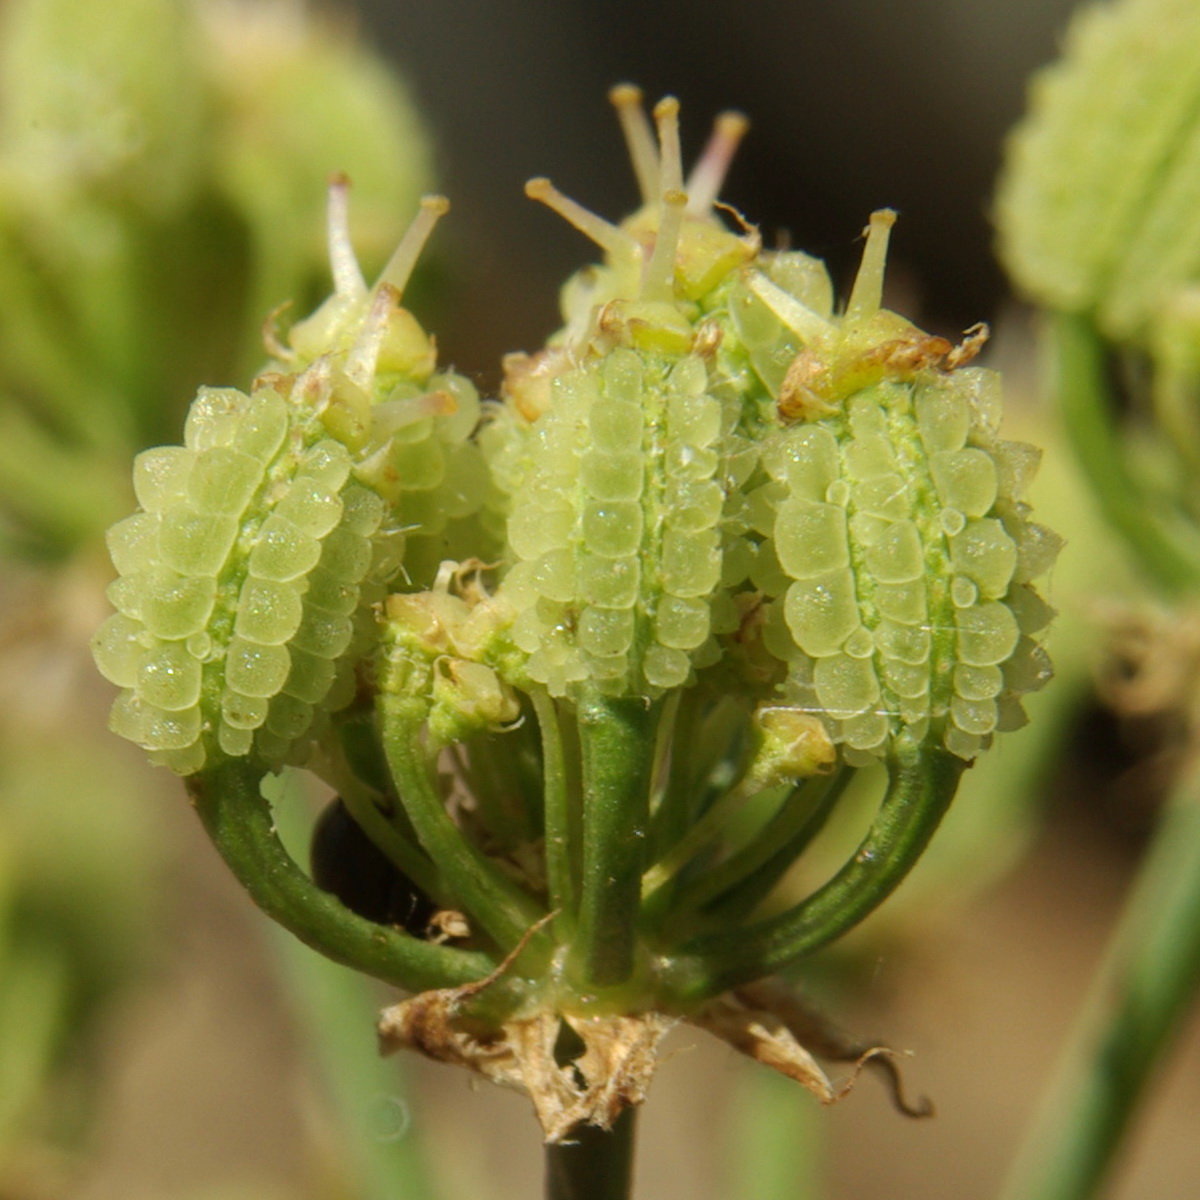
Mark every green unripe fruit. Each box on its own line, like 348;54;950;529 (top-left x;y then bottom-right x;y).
484;87;1059;741
749;213;1059;762
93;186;483;773
490;93;763;698
94;377;390;774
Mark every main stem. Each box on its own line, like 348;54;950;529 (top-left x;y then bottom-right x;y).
544;1109;638;1200
571;690;662;993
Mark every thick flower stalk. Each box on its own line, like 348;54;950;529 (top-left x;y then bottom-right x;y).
94;87;1059;1187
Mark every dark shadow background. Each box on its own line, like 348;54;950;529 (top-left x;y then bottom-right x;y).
356;0;1078;380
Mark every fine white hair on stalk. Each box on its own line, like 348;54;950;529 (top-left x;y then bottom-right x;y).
846;209;897;321
326;173;367;298
609;83;660;205
377;195;451;299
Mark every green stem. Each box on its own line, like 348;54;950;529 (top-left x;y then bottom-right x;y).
641;779;766;899
1052;310;1200;592
378;696;548;954
666;744;964;1002
692;768;854;926
462;722;542;846
532;688;576;923
571;690;662;992
544;1108;637;1200
187;759;496;994
998;755;1200;1200
646;692;745;863
314;712;445;901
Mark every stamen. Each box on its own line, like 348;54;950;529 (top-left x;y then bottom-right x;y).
609;84;660;205
846;209;897;321
525;177;638;258
344;283;396;391
653;96;683;194
377;195;450;299
686;111;750;214
642;189;688;301
327;173;367;298
746;271;836;344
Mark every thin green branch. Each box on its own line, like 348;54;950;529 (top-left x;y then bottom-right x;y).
665;744;965;1002
691;767;854;927
532;688;576;923
187;759;496;994
460;726;540;848
646;692;748;863
334;783;445;906
378;695;548;954
1051;310;1200;592
310;727;445;903
643;778;793;903
998;754;1200;1200
645;689;701;863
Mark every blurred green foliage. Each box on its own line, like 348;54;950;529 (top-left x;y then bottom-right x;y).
0;0;433;561
0;0;436;1194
